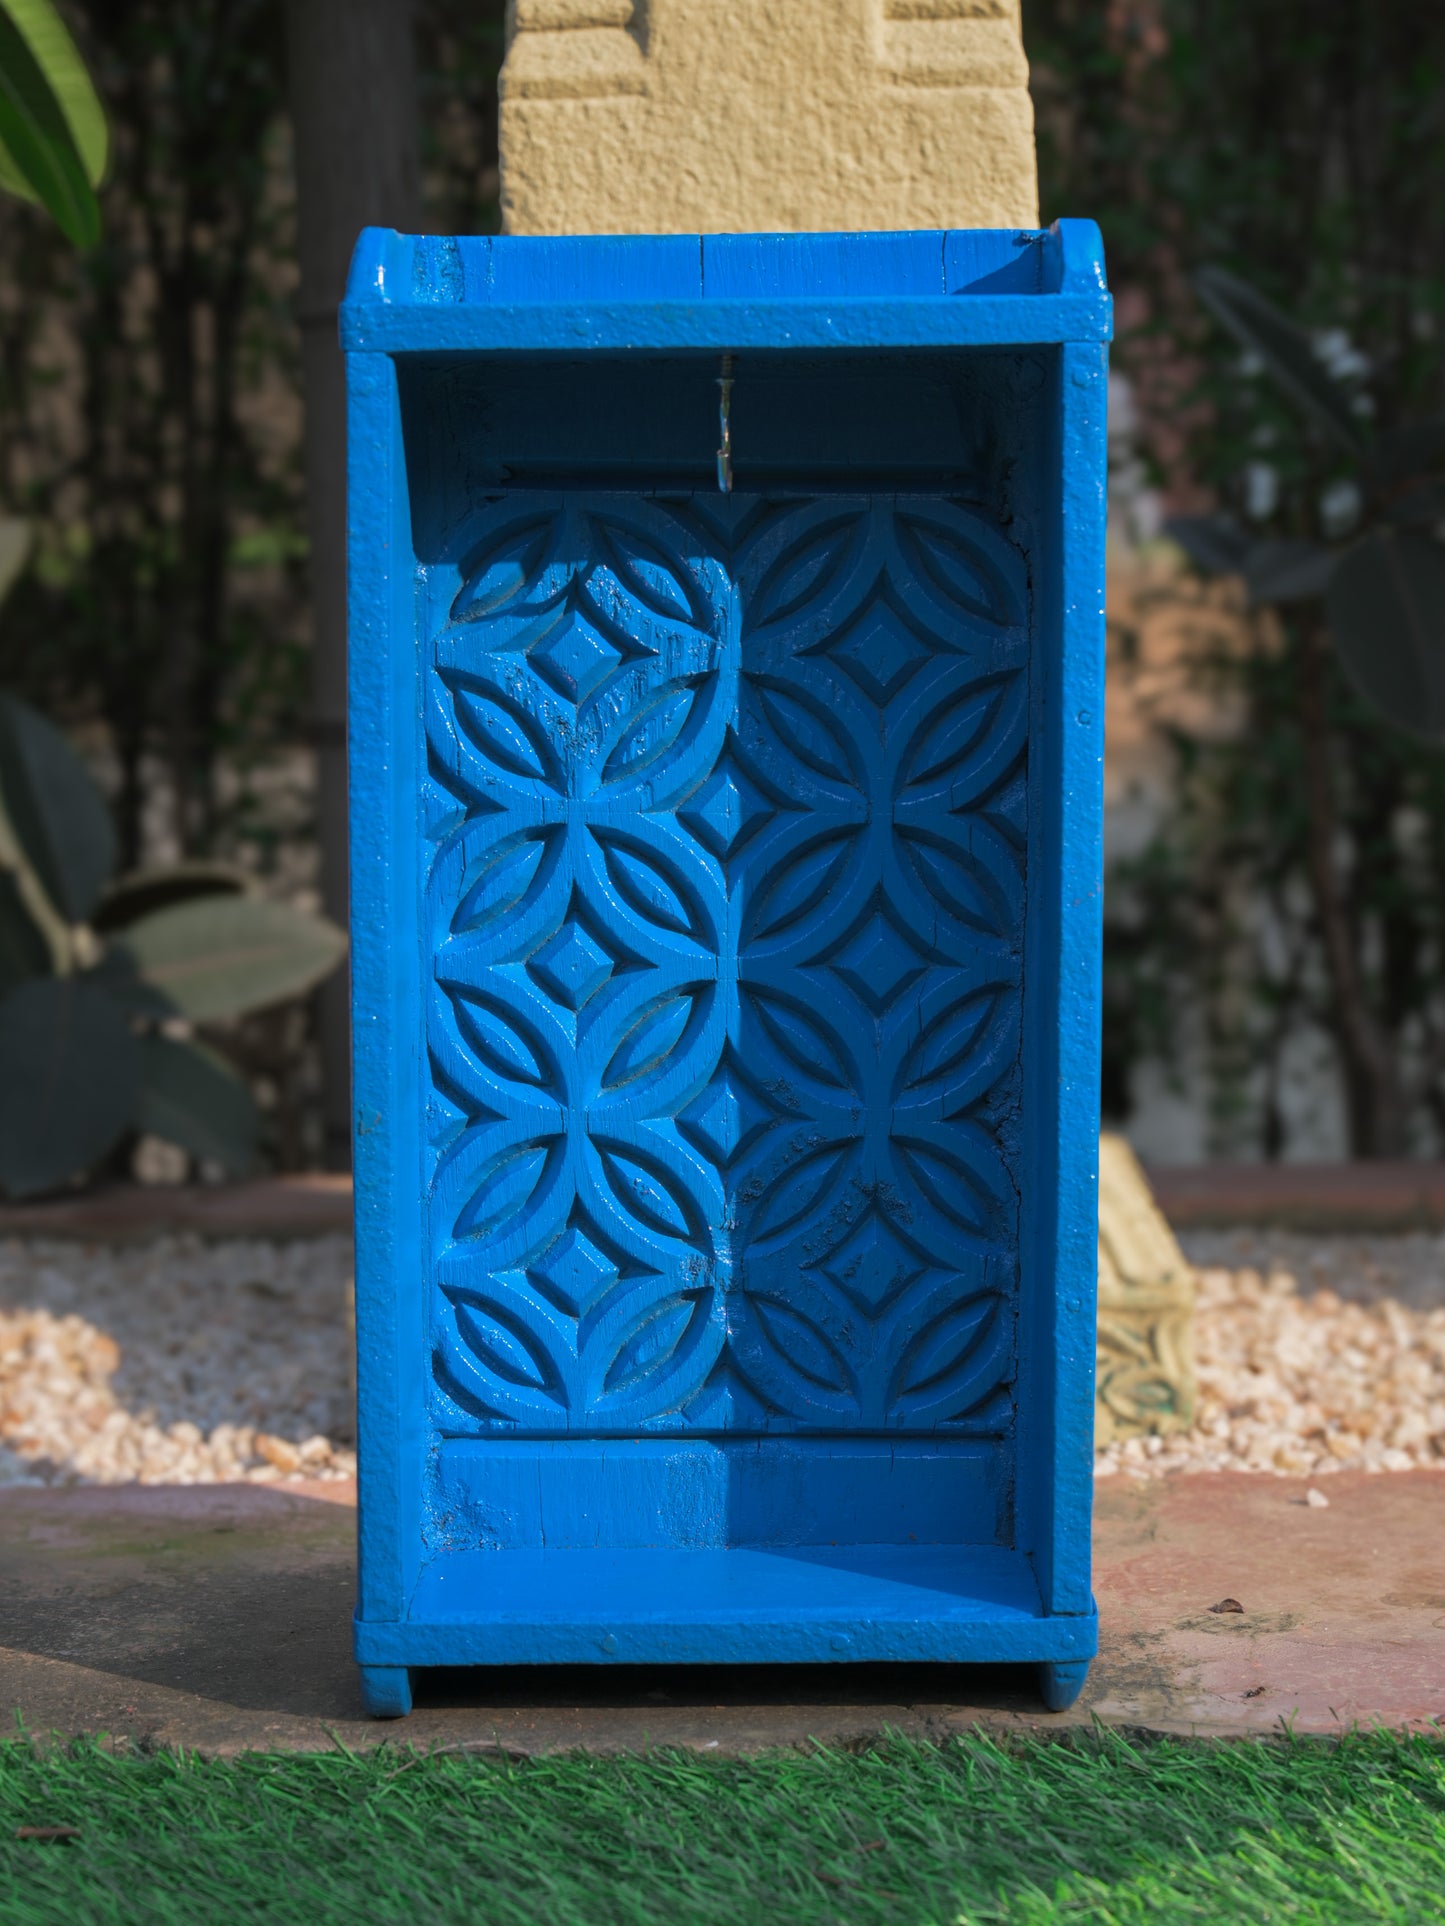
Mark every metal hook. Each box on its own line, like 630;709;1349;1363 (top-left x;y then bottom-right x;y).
716;352;734;494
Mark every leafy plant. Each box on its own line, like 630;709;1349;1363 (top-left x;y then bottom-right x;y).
0;0;105;247
0;688;346;1196
1169;268;1445;739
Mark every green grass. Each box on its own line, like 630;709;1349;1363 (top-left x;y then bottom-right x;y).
0;1728;1442;1925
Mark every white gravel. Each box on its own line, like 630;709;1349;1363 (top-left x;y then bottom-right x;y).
1098;1229;1445;1480
2;1228;1443;1489
0;1235;356;1487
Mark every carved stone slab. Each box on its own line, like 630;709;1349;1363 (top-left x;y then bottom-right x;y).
1095;1133;1198;1444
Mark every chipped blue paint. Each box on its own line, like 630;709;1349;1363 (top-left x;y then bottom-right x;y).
347;224;1110;1718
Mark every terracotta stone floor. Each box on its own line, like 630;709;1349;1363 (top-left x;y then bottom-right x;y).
0;1472;1439;1755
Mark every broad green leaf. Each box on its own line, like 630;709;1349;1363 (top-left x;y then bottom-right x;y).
1325;529;1445;740
0;974;138;1196
0;516;31;607
0;2;99;247
136;1033;259;1173
1195;267;1364;455
1383;481;1445;528
89;941;176;1018
1164;514;1251;577
1243;540;1334;606
0;693;115;922
1369;417;1445;491
93;860;251;935
0;0;104;182
0;866;47;995
121;895;347;1022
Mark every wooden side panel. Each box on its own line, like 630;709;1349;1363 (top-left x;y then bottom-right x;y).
1015;336;1107;1617
349;350;426;1622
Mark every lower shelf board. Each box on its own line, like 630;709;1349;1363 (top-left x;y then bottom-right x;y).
354;1543;1097;1668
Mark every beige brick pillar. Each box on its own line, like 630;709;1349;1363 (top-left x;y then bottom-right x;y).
500;0;1039;234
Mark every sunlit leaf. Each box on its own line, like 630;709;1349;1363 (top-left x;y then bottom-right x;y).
0;0;102;248
121;896;347;1022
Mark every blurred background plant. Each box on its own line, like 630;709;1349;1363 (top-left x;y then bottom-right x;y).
0;681;346;1195
1027;0;1445;1162
0;0;347;1196
0;0;505;1184
2;1;1443;1178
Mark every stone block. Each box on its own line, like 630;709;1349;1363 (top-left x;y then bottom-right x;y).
499;0;1038;235
1096;1133;1198;1444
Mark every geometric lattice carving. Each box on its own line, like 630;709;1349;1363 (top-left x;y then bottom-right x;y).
421;494;1030;1436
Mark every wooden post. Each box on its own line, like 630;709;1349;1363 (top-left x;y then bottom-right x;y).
285;0;421;1164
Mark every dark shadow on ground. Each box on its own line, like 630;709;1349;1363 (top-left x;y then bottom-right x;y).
0;1485;1053;1728
411;1661;1046;1720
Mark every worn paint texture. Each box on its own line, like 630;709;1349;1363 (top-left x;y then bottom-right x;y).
499;0;1039;235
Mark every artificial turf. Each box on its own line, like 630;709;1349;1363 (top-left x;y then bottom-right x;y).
0;1727;1441;1925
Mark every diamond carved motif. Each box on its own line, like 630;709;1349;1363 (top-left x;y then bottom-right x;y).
529;911;615;1011
827;904;929;1016
679;751;776;863
677;1054;782;1172
528;1223;618;1319
824;591;933;706
819;1206;926;1313
529;610;623;705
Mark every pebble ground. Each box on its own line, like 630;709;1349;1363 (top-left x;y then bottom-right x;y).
2;1229;1443;1488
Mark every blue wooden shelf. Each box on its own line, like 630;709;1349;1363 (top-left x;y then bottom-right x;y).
345;223;1110;1718
356;1545;1097;1669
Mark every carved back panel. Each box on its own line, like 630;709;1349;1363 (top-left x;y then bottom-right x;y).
422;492;1027;1442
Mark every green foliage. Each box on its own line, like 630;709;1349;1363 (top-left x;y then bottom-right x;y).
1169;270;1445;741
0;1729;1442;1924
135;1032;259;1171
1028;0;1445;1156
0;689;346;1197
119;893;346;1026
91;858;248;932
1327;530;1445;737
0;0;104;246
0;2;505;880
0;973;137;1192
0;688;114;920
1194;267;1366;456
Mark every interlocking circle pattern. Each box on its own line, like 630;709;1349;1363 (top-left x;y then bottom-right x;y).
420;494;1028;1436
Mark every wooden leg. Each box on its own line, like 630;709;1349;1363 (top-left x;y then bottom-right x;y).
1037;1659;1090;1712
359;1664;413;1718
